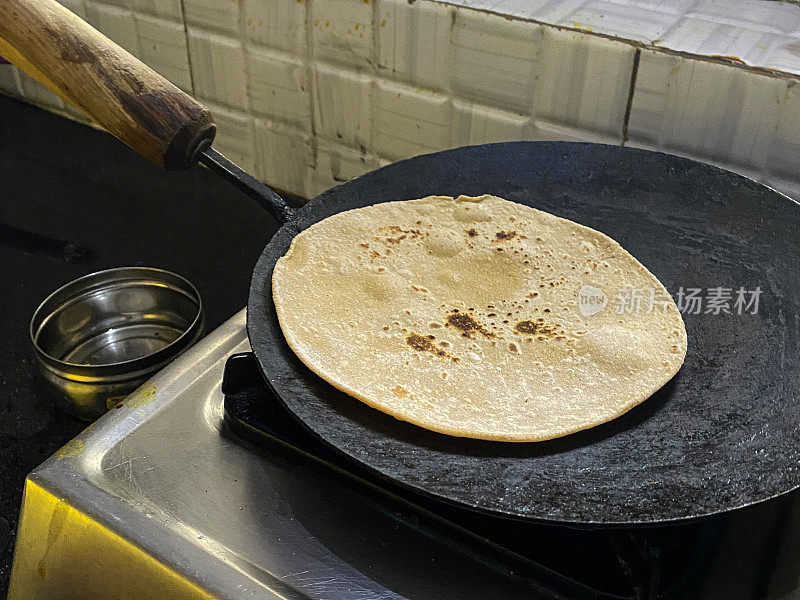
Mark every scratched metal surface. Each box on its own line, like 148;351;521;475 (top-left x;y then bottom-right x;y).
249;142;800;525
27;310;566;600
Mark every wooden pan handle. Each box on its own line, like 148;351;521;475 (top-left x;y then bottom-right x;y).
0;0;215;169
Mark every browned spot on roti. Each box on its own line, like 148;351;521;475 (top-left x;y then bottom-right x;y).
514;319;563;339
380;225;425;245
466;228;478;237
392;385;410;398
406;333;452;359
445;311;495;339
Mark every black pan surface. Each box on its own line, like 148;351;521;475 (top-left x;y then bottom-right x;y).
247;142;800;525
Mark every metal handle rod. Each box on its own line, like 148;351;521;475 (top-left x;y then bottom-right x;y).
198;146;295;224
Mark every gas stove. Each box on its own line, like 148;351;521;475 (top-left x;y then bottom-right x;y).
9;310;800;600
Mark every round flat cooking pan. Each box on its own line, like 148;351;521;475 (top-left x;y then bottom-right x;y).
5;0;799;527
250;143;800;525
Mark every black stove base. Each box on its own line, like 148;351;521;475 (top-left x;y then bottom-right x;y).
222;352;800;600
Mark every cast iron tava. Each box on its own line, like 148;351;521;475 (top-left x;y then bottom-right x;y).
4;0;800;526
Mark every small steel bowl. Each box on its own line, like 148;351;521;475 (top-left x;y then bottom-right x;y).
30;267;204;420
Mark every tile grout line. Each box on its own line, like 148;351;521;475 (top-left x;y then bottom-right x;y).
446;6;457;148
237;0;255;128
305;0;319;180
177;0;196;97
370;0;381;159
621;48;641;147
444;9;456;146
236;0;260;177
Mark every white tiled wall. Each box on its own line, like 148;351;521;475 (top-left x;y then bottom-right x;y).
188;30;248;110
448;0;800;76
311;0;374;69
451;100;532;146
628;49;800;199
376;0;452;91
84;2;138;53
313;64;372;148
374;79;452;160
183;0;239;33
557;0;678;42
1;0;799;201
450;10;538;112
248;48;310;131
244;0;306;55
254;119;315;193
128;0;183;21
136;15;193;91
311;140;379;195
533;27;634;142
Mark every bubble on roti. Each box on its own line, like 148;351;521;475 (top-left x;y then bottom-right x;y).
272;195;687;442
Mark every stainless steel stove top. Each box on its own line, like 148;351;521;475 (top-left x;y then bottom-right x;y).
8;310;548;600
11;310;800;600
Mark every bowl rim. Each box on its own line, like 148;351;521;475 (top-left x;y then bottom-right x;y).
30;266;204;379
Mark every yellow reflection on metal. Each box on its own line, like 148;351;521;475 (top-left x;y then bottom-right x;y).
9;480;216;600
124;382;158;409
55;440;85;459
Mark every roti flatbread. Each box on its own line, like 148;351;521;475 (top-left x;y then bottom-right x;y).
272;195;687;442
